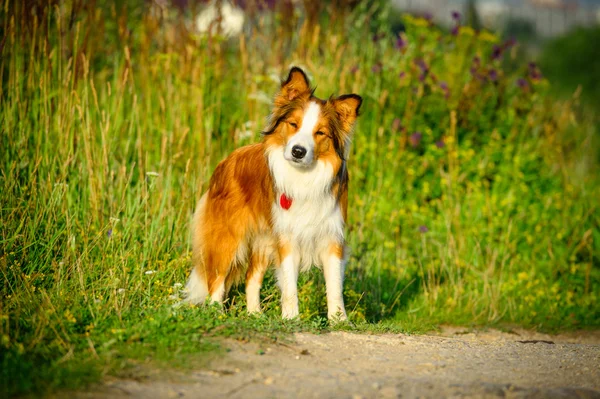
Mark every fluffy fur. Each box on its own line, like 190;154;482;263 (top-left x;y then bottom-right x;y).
184;67;362;320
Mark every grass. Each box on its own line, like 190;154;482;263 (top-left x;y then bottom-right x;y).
1;1;599;396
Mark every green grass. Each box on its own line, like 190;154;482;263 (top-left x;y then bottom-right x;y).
1;1;599;397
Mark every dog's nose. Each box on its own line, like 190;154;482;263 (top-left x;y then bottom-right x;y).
291;145;307;159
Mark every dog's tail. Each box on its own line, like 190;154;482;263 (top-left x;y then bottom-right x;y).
182;193;209;304
183;267;209;305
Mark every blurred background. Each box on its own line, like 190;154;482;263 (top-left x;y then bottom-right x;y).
394;0;600;107
146;0;600;108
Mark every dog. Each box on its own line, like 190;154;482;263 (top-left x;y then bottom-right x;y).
184;67;362;320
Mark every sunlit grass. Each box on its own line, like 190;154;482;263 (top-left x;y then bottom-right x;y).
1;1;598;396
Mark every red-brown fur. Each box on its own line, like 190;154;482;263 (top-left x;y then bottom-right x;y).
191;144;274;295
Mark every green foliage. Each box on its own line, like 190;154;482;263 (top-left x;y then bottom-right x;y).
0;1;598;396
503;17;537;42
465;0;482;31
539;25;600;109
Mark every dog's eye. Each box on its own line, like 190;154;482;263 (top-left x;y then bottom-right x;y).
315;131;325;136
289;122;298;129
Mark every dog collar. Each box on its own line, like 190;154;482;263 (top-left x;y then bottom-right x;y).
279;193;293;210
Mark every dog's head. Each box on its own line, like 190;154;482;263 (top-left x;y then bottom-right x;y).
263;67;362;169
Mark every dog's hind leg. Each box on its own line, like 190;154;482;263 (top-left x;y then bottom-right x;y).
203;242;240;305
245;235;273;314
209;276;226;304
186;193;237;306
245;256;267;313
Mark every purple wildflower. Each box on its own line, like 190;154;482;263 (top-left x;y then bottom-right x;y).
395;35;407;51
371;62;382;73
423;12;433;21
435;139;445;148
528;62;543;80
491;44;503;60
419;225;429;233
504;37;517;49
392;118;402;132
172;0;189;9
451;25;459;36
372;32;385;42
107;229;113;238
399;71;406;79
415;59;429;82
488;68;498;82
451;11;461;21
409;132;422;147
440;81;449;98
470;56;483;79
516;78;529;89
416;58;429;73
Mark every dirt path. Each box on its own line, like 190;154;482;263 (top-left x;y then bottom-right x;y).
73;328;600;399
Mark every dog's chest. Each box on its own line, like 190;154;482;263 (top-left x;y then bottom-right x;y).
271;193;343;241
271;193;344;268
267;148;345;264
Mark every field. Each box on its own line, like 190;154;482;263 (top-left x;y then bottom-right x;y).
1;1;599;396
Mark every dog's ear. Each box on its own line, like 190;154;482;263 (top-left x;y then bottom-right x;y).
333;94;362;132
275;67;311;106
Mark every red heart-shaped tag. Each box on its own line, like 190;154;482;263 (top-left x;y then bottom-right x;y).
279;193;293;210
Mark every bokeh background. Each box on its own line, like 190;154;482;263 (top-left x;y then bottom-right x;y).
1;0;599;396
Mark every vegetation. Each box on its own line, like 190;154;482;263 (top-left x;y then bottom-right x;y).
1;1;598;396
539;25;600;111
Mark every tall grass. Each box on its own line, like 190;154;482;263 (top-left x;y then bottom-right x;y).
1;1;598;396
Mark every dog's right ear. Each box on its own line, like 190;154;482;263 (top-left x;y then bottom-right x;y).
275;67;311;106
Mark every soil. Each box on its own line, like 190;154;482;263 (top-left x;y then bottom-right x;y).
70;327;600;399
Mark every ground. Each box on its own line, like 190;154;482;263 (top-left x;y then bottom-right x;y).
66;328;600;399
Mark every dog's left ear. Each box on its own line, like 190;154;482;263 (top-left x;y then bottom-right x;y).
275;67;311;107
334;94;362;132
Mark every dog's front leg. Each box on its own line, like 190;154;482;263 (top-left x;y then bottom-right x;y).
276;245;300;319
321;243;347;321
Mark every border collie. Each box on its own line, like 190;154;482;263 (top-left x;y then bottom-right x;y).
184;67;362;320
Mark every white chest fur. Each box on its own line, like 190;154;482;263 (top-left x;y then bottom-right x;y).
267;148;344;270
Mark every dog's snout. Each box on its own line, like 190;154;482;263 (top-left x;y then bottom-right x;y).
291;145;307;159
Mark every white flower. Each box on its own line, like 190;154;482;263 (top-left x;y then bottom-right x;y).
195;1;244;38
235;121;255;140
117;288;126;294
146;172;159;177
247;91;272;105
173;282;183;288
144;270;156;275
